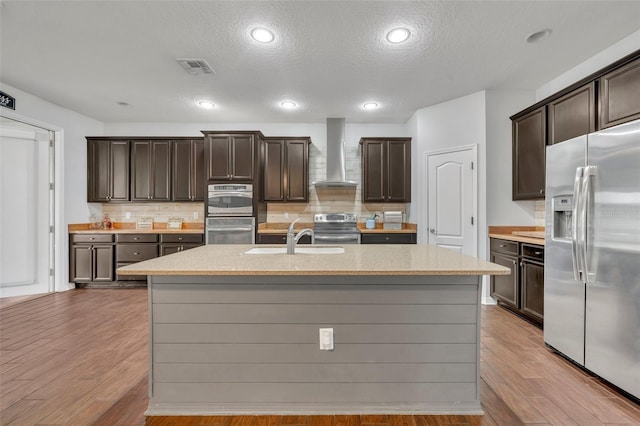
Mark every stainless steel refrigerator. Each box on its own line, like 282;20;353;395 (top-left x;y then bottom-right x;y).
545;119;640;399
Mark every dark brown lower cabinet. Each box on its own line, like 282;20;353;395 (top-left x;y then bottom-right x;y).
115;234;159;282
160;233;204;255
490;238;544;326
69;234;115;283
70;232;204;286
490;251;519;309
257;234;312;244
360;233;417;244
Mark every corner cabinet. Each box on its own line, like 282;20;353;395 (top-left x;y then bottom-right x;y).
130;140;171;201
172;138;205;201
263;137;310;202
204;132;257;181
490;238;544;326
360;137;411;202
87;138;130;202
512;107;546;200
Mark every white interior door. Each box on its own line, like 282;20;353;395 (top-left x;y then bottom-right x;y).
0;118;54;297
426;146;477;256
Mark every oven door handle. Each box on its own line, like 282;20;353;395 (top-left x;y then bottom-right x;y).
207;227;254;232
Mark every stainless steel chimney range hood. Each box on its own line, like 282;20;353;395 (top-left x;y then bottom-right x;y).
313;118;357;188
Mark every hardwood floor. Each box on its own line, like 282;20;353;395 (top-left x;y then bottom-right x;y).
1;289;639;425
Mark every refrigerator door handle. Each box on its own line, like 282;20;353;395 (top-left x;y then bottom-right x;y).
581;166;597;284
572;167;584;281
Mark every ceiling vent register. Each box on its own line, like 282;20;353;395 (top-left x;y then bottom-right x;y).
176;58;215;75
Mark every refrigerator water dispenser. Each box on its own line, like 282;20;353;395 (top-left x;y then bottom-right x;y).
552;195;573;240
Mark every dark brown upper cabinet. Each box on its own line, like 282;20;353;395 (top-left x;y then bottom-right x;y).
360;137;411;203
548;82;596;145
172;138;205;201
204;133;256;181
599;56;640;129
130;140;171;201
263;137;310;202
512;106;546;200
87;138;130;202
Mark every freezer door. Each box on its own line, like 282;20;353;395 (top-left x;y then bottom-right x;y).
585;119;640;399
544;136;587;365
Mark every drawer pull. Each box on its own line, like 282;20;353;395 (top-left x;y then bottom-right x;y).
499;244;506;248
534;251;543;255
134;252;140;255
90;237;95;241
134;237;140;240
385;237;390;240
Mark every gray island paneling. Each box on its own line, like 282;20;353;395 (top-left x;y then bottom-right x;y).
118;244;509;416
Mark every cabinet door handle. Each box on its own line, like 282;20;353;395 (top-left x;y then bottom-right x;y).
539;189;544;194
512;260;516;265
520;262;524;267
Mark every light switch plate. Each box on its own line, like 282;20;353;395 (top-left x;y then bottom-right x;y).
319;328;334;351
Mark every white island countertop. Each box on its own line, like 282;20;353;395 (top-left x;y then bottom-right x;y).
118;244;510;276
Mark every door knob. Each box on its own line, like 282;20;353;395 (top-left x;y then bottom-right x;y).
429;228;436;234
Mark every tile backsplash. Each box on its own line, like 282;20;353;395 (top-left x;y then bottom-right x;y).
101;203;205;224
267;188;408;223
535;200;545;226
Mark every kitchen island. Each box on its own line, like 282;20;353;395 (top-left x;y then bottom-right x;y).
118;244;509;416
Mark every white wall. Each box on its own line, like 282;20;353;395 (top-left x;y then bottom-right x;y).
409;91;487;245
537;29;640;100
485;89;537;226
0;83;104;292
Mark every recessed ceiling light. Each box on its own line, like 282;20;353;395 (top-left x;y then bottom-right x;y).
386;27;411;44
526;29;552;43
363;102;379;110
197;101;216;109
280;100;297;109
251;27;275;43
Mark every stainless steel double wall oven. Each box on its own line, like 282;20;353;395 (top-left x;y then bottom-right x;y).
206;183;255;244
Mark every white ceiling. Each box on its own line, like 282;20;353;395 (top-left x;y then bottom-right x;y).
1;1;639;124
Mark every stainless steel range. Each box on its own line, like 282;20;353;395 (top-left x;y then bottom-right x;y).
313;213;360;244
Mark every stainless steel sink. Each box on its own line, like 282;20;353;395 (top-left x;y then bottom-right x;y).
243;247;344;255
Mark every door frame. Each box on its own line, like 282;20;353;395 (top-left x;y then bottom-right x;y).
424;144;478;257
1;109;65;294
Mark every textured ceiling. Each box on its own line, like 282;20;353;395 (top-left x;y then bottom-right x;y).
1;1;639;123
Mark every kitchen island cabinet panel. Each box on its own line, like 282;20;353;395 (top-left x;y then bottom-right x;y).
144;272;485;414
153;362;476;383
118;244;508;415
